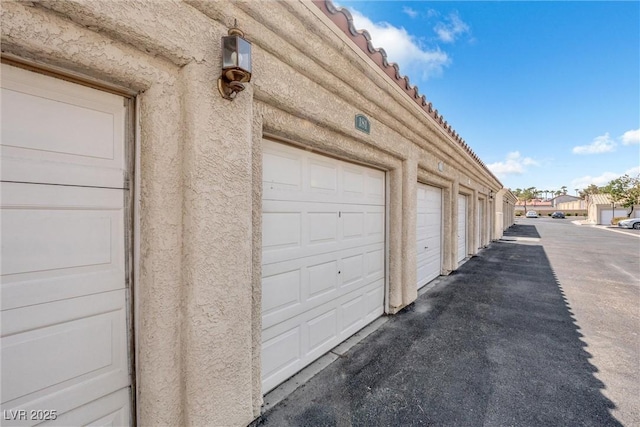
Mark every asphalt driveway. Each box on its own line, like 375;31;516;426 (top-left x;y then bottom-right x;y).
253;219;639;427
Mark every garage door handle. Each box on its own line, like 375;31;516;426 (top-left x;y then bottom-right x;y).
424;246;428;249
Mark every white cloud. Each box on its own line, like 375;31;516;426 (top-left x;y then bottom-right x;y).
572;133;616;155
434;12;470;44
571;166;640;189
620;128;640;145
348;8;450;79
487;151;539;178
571;172;620;190
625;165;640;177
402;6;418;18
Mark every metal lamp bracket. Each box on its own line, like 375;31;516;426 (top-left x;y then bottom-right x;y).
218;78;245;100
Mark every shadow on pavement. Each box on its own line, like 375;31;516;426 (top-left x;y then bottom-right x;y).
253;240;620;427
503;223;541;239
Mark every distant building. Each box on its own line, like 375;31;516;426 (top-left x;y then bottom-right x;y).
587;194;640;224
556;199;586;211
515;198;552;206
551;194;581;207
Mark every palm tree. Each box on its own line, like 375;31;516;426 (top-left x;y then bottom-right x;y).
561;186;568;195
522;187;537;209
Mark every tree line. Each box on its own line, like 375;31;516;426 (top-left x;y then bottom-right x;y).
511;174;640;216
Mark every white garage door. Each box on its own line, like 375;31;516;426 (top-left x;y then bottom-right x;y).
1;64;132;425
600;208;627;225
477;199;484;250
416;184;442;289
457;194;467;263
261;140;385;393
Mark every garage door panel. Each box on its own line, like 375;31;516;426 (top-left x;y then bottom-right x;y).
366;211;384;237
2;269;125;313
3;211;117;275
262;200;384;266
1;65;125;188
262;279;383;393
457;195;467;263
342;212;365;238
263;241;384;282
365;173;385;202
261;270;301;316
308;159;338;194
3;310;118;402
308;261;338;300
1;183;125;311
263;140;385;206
48;389;130;427
477;200;483;249
417;212;427;229
262;211;302;252
2;89;117;159
308;212;339;244
417;184;442;288
340;295;365;333
1;155;126;191
365;248;384;277
1;290;129;411
307;309;338;354
262;279;384;348
341;253;364;286
339;280;383;338
365;285;385;317
261;242;383;330
342;246;384;290
262;327;301;385
263;148;303;192
1;181;124;209
343;168;365;198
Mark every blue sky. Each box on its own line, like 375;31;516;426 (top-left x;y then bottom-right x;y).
334;1;640;194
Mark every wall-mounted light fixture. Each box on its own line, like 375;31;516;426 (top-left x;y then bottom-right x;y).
218;23;252;100
489;190;494;200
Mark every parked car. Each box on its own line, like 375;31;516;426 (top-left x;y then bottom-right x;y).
618;218;640;229
526;210;538;218
551;211;565;219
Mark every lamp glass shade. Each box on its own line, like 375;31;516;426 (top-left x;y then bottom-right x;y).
222;35;252;74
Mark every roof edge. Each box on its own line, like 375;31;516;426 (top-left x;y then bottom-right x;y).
311;0;501;185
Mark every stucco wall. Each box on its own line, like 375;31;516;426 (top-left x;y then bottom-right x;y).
495;189;517;239
2;1;506;425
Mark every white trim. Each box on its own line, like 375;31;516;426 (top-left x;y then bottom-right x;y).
133;95;142;426
384;171;391;315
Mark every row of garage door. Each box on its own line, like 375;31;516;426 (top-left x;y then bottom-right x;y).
260;140;485;392
1;64;486;423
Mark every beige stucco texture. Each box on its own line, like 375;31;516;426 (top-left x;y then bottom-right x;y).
1;1;510;425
